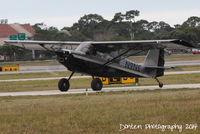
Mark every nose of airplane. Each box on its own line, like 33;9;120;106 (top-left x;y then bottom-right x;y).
55;49;71;63
55;49;71;56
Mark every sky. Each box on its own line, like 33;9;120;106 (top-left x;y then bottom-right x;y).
1;0;200;29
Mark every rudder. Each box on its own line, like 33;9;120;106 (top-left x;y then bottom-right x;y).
144;49;165;77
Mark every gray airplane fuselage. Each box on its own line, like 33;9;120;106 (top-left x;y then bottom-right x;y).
56;50;161;78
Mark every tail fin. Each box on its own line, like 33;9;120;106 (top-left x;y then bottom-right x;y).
144;49;165;77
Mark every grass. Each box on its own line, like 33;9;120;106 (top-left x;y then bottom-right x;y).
0;78;91;92
0;60;59;66
140;73;200;86
0;73;200;92
0;71;83;80
174;65;200;71
0;89;199;134
165;53;200;61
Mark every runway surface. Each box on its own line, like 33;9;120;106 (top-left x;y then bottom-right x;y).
1;60;200;74
0;83;200;97
0;71;200;82
165;60;200;66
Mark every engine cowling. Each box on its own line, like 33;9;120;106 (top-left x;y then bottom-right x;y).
55;49;85;63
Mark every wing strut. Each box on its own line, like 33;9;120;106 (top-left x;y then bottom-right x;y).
102;49;131;66
119;49;148;61
39;44;53;51
38;44;60;57
102;49;148;66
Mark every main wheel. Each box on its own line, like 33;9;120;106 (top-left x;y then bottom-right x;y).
91;78;103;91
58;78;70;92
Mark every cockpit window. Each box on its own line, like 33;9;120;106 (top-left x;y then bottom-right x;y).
76;43;96;55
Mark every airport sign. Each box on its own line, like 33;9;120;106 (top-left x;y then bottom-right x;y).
9;35;17;40
9;33;26;40
18;33;26;40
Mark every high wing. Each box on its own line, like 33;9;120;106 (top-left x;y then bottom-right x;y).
5;39;199;53
90;39;197;53
4;40;81;51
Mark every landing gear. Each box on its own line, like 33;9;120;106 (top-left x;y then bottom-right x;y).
58;73;103;92
155;78;163;88
91;78;103;91
58;78;70;92
58;72;74;92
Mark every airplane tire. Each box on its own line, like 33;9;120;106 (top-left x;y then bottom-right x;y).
58;78;70;92
91;78;103;91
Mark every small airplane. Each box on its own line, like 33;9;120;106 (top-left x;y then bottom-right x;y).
5;39;199;92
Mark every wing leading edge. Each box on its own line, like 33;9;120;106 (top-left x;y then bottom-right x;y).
90;39;197;53
4;39;198;52
4;40;81;51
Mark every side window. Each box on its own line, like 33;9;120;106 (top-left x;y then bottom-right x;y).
76;43;95;55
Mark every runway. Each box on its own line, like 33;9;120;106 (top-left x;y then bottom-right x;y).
0;71;200;82
165;60;200;66
1;60;200;74
0;83;200;97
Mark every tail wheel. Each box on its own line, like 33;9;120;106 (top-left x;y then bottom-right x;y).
159;83;163;88
58;78;70;92
155;78;163;88
91;78;103;91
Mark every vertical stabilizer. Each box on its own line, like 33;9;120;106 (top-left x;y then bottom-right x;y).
144;49;160;67
144;49;165;77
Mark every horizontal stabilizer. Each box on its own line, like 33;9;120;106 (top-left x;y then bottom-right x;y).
144;66;182;70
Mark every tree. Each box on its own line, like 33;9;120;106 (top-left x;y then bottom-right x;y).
0;45;29;61
112;12;124;23
170;27;200;43
78;14;105;27
182;16;200;28
147;21;159;32
75;14;105;39
158;21;173;31
124;10;140;39
31;12;200;45
174;24;182;29
32;23;47;31
125;10;140;22
134;20;149;32
33;23;59;41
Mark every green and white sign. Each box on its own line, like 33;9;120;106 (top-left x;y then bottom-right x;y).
9;33;26;40
18;33;26;40
9;35;17;40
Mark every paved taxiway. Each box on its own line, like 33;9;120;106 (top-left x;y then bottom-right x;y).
0;83;199;97
1;60;200;74
0;71;200;82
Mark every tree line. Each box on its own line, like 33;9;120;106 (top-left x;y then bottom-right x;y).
33;10;200;43
1;10;200;60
